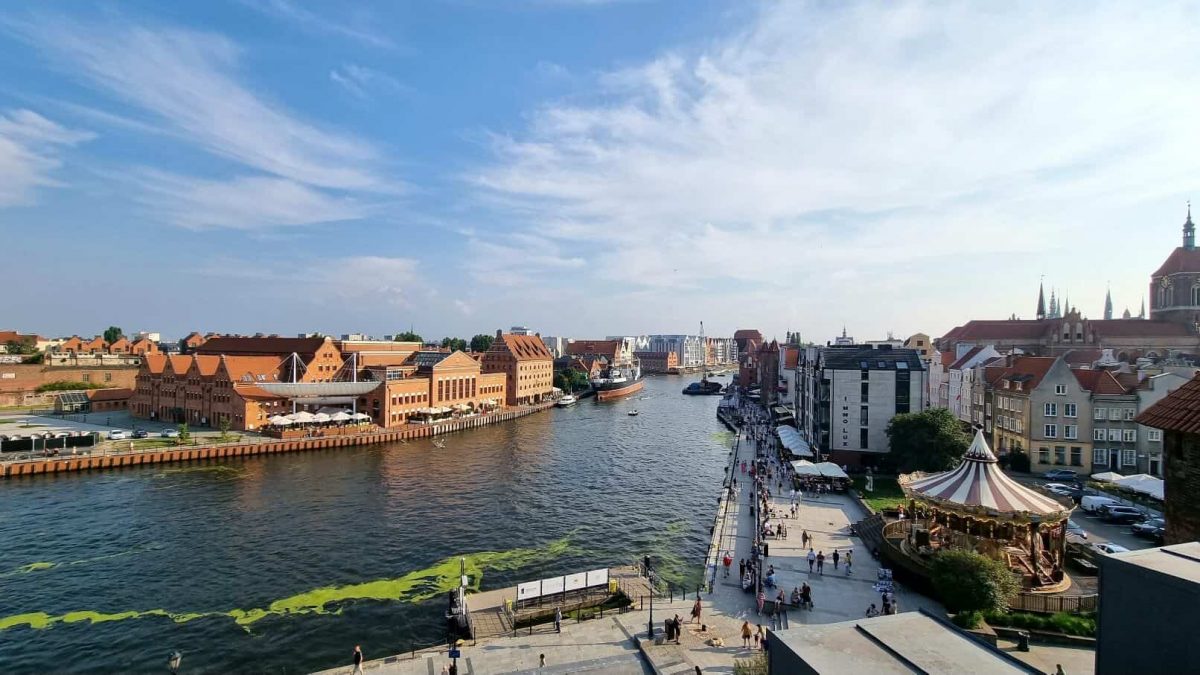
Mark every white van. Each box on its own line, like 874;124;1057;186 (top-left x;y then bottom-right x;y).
1081;495;1119;514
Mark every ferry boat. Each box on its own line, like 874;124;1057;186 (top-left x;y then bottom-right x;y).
556;394;578;408
592;359;645;401
682;376;723;396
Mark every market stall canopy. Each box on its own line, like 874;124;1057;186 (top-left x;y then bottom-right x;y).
776;425;813;458
1090;471;1125;483
1114;474;1164;500
901;430;1069;518
792;461;822;477
814;462;849;479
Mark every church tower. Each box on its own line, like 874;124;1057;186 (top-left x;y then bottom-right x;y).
1149;202;1200;325
1104;285;1113;320
1036;280;1047;320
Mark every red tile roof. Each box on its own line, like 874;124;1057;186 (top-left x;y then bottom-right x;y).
949;346;983;370
1062;349;1102;366
990;356;1057;391
1089;320;1193;337
1137;372;1200;433
143;353;167;374
167;355;193;373
943;321;1049;342
734;329;764;341
496;333;553;361
1152;247;1200;276
1071;368;1131;395
87;387;133;402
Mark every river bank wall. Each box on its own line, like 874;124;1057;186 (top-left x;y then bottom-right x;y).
2;401;556;479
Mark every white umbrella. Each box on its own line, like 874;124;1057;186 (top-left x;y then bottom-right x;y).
1090;471;1124;483
312;412;332;423
330;411;352;422
289;411;316;423
269;415;292;426
351;412;371;420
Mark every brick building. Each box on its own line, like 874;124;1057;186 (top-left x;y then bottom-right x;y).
565;339;624;364
635;351;678;374
363;350;507;427
1136;372;1200;544
482;330;555;406
0;363;140;407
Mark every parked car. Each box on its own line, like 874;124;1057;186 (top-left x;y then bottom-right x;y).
1132;518;1166;538
1043;469;1079;481
1093;542;1131;555
160;429;180;438
107;430;128;440
1103;506;1147;524
1066;519;1088;539
1080;495;1120;514
132;429;149;439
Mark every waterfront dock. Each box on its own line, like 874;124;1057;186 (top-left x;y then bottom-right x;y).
1;401;556;479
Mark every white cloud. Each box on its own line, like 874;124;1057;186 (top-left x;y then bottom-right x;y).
330;64;408;100
240;0;394;49
472;2;1200;338
0;109;92;206
136;172;368;230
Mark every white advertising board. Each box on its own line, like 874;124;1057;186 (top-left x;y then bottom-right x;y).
541;576;564;595
586;568;609;587
517;581;541;601
564;572;587;592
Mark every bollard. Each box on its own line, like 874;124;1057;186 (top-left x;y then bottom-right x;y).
1017;631;1030;652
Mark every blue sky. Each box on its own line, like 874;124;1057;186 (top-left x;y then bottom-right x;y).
2;1;1199;344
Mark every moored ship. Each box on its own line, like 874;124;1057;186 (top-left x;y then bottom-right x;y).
592;359;645;401
682;375;723;395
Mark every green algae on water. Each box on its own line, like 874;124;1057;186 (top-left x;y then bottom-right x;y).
0;542;165;578
0;536;574;632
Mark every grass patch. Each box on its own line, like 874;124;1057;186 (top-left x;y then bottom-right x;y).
851;474;906;512
982;610;1096;637
126;439;179;450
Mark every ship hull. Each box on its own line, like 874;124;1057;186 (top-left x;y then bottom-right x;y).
595;378;645;401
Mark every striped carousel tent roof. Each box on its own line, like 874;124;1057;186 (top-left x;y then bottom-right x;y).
901;430;1068;518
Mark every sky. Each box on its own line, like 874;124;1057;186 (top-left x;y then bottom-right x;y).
2;1;1199;344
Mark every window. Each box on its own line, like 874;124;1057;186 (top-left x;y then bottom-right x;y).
1070;447;1082;466
1064;403;1077;418
1108;408;1121;421
1044;402;1058;417
1093;428;1105;441
1044;424;1058;438
1065;425;1078;440
104;372;112;382
1123;429;1137;442
1094;407;1106;420
1122;449;1137;466
1055;384;1067;395
860;405;869;424
860;381;869;403
1055;446;1067;464
1193;285;1200;306
1093;448;1107;465
860;428;869;449
1108;429;1121;441
1039;447;1051;464
82;373;90;382
1123;408;1136;421
1148;429;1162;442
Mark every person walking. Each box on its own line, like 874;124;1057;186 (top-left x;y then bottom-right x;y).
691;597;703;624
756;624;766;650
554;606;562;633
807;548;816;572
673;614;683;644
351;645;364;675
739;558;746;580
757;589;766;615
723;551;733;578
832;549;840;570
845;550;853;576
801;530;809;548
741;620;753;648
816;551;825;575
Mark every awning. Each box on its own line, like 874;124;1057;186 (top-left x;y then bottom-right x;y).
814;462;849;479
776;425;812;458
1114;474;1164;500
1090;471;1124;483
792;461;822;476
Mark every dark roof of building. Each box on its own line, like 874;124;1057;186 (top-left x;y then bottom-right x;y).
943;321;1048;342
948;346;985;370
565;340;620;357
1153;246;1200;276
734;329;763;341
1137;372;1200;433
409;350;450;369
196;336;330;356
820;346;925;370
1091;319;1193;337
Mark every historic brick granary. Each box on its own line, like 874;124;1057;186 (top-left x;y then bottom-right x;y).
1136;371;1200;545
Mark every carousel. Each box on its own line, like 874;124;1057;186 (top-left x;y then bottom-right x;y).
888;430;1074;592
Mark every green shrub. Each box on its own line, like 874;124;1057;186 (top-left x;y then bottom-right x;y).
1008;451;1031;473
929;550;1021;614
36;381;104;393
982;610;1096;637
951;611;982;629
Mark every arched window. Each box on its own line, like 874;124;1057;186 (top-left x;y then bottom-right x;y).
1158;286;1167;308
1191;285;1200;306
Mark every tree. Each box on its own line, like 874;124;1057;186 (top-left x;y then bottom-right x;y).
4;338;36;355
177;423;190;445
394;331;423;343
470;334;495;353
103;326;124;343
884;408;970;473
440;337;468;352
218;417;232;442
929;549;1020;614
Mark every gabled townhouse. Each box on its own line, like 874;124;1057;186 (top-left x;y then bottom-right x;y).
946;345;1002;424
1133;370;1196;476
107;337;130;354
988;356;1055;459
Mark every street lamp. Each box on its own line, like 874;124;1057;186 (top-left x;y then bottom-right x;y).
644;555;656;641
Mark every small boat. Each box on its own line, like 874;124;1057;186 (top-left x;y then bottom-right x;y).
556;394;578;408
432;438;447;448
628;409;639;416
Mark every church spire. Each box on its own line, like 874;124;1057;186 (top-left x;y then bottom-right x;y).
1036;278;1046;320
1185;200;1195;250
1104;283;1113;320
1140;295;1146;319
1049;288;1059;318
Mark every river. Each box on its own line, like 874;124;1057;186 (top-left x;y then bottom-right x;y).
0;374;733;673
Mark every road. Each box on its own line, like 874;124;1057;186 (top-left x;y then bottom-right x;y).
1013;475;1157;552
